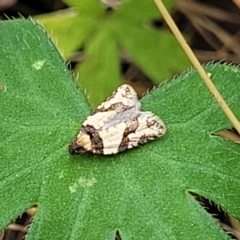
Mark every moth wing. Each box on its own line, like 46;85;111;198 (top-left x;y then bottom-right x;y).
82;84;140;131
95;122;127;155
95;84;140;113
121;112;165;151
94;112;166;155
69;84;166;155
127;114;166;144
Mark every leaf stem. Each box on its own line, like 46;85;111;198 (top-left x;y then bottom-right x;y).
154;0;240;135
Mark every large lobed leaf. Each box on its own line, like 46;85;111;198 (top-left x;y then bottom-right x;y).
36;0;190;107
0;19;240;240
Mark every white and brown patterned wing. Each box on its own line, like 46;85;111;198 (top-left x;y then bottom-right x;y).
80;84;140;131
94;84;140;113
120;112;166;151
69;84;166;155
94;111;166;155
69;84;140;154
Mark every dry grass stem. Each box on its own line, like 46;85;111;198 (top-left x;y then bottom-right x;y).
154;0;240;135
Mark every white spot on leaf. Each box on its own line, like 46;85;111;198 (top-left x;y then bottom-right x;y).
59;170;64;179
32;60;45;70
78;177;97;188
69;182;78;193
69;177;97;193
0;82;6;92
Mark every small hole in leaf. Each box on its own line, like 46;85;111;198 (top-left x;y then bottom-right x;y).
151;19;164;29
190;192;240;239
104;7;115;13
212;128;240;143
0;206;37;240
115;230;122;240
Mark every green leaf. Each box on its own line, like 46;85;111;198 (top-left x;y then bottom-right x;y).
113;20;189;81
115;0;178;21
64;0;104;15
34;0;190;107
35;8;101;59
0;18;90;236
75;25;120;108
1;19;239;240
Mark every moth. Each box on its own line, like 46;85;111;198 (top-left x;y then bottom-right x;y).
69;84;166;155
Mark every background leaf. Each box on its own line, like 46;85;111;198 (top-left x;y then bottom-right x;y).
113;21;188;82
64;0;103;14
35;0;191;107
1;19;240;240
75;26;121;107
36;8;101;59
114;0;178;21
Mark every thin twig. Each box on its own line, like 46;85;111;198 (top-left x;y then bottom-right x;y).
177;0;240;24
194;50;240;64
232;0;240;9
154;0;240;135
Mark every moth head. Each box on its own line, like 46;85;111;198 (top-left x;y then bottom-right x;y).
69;134;92;155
